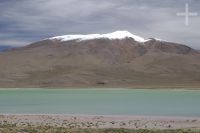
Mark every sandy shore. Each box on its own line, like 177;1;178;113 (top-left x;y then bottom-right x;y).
0;114;200;129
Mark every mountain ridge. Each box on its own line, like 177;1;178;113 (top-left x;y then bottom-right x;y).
0;31;200;88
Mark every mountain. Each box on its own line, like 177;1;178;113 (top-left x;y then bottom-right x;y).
0;31;200;88
0;45;13;52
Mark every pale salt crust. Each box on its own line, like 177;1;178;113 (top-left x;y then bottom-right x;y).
0;114;200;129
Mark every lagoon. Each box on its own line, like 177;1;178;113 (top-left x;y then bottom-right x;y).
0;89;200;117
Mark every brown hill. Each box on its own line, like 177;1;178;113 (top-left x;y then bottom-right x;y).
0;37;200;88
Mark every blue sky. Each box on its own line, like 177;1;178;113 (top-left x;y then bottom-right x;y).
0;0;200;49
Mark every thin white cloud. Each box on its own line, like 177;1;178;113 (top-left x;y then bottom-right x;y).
0;40;30;47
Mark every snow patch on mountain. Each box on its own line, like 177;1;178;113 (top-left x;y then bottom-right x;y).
50;31;148;43
145;38;166;42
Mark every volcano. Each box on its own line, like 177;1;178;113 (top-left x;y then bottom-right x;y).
0;31;200;88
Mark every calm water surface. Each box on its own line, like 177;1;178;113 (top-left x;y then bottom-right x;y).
0;89;200;117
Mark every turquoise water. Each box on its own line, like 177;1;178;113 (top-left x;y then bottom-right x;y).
0;89;200;117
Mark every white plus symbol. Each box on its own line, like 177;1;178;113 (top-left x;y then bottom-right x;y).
176;3;198;25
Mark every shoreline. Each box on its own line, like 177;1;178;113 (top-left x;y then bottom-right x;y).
0;87;200;91
1;114;200;129
1;113;200;119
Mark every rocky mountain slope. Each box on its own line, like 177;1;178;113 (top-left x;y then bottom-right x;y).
0;31;200;88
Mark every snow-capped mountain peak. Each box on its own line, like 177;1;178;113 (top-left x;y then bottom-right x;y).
50;31;146;42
